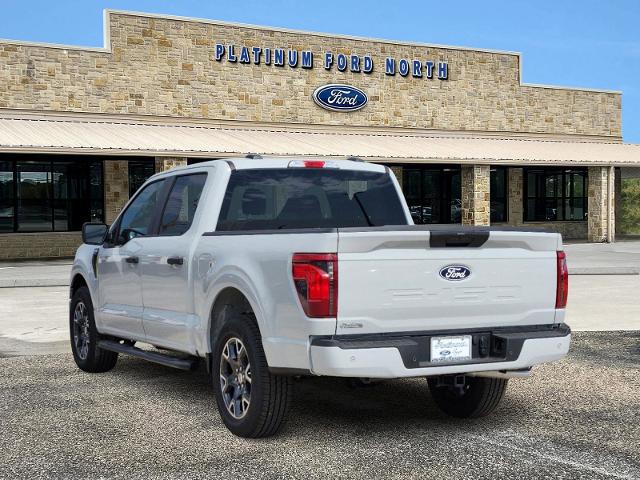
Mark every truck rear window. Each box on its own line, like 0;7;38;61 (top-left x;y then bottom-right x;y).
216;168;408;231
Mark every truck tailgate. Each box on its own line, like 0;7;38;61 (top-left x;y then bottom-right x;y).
336;227;562;335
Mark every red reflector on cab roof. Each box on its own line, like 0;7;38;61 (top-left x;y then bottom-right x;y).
288;160;339;169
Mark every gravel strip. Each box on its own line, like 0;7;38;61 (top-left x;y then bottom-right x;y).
1;331;638;480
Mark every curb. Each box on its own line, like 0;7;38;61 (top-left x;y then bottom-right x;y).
569;267;640;276
0;279;70;288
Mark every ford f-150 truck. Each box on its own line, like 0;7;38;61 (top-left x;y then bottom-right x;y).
70;156;571;438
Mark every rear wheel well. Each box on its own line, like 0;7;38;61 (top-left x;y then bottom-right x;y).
208;287;257;368
70;274;88;299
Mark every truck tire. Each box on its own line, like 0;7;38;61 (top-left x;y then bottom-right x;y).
70;286;118;373
427;376;508;418
212;310;292;438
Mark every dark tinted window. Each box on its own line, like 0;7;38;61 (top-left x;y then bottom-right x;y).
0;161;14;232
17;162;52;232
490;167;508;223
0;156;104;232
52;161;104;231
525;168;587;221
402;166;461;224
217;168;407;231
160;174;207;236
117;179;165;243
129;160;155;197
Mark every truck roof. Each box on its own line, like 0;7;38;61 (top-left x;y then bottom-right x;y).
148;156;388;181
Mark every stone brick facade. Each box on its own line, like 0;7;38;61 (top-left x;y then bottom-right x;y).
104;160;129;224
0;232;82;260
587;166;615;242
461;165;490;226
155;156;188;172
507;167;524;227
0;11;621;138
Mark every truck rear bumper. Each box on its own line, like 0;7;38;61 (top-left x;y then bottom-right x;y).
309;324;571;378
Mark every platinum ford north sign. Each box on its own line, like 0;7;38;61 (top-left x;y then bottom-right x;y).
213;44;449;80
313;84;368;112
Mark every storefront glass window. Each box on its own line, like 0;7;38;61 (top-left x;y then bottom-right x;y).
0;161;14;232
52;161;104;231
490;167;508;223
524;168;587;221
401;166;461;224
17;162;52;232
129;160;156;197
0;156;105;232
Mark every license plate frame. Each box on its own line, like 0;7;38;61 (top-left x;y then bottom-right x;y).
430;335;473;363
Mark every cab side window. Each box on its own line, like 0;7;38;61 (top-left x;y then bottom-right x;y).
117;179;165;244
159;174;207;236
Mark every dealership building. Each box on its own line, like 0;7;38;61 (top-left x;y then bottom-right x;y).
0;10;639;259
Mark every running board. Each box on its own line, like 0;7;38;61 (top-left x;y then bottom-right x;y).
98;340;198;371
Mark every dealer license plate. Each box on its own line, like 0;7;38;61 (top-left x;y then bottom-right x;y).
430;335;472;363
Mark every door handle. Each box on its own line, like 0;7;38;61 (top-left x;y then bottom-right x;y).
125;256;139;264
167;256;184;266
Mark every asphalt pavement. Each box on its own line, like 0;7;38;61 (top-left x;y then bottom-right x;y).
0;331;638;479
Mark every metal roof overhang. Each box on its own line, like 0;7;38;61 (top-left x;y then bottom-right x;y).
0;114;639;167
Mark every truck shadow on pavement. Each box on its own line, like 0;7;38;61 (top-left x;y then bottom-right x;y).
106;330;640;441
112;354;528;435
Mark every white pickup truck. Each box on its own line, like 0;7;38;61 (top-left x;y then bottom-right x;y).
71;156;571;438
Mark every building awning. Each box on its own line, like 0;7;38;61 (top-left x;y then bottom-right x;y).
0;112;639;166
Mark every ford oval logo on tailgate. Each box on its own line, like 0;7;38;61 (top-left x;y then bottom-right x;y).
312;84;368;112
439;265;471;281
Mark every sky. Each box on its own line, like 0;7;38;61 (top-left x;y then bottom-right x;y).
1;0;638;142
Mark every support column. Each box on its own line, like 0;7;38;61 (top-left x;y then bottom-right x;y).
104;160;129;224
155;156;188;173
615;167;622;239
461;165;490;226
507;167;524;226
587;166;615;242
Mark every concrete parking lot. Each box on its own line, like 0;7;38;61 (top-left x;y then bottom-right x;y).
0;242;638;479
0;332;638;479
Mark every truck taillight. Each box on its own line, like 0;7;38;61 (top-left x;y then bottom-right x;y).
292;253;338;317
556;251;569;309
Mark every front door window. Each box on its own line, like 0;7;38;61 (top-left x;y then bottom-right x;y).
116;179;166;244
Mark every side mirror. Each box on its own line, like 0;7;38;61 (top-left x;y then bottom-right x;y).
82;222;108;245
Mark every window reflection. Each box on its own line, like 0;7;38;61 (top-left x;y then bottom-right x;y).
1;156;107;232
128;160;155;197
17;162;52;232
402;166;461;224
490;167;508;223
0;161;13;232
525;168;588;221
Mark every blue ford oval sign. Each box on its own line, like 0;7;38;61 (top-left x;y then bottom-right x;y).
312;84;368;112
439;265;471;281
